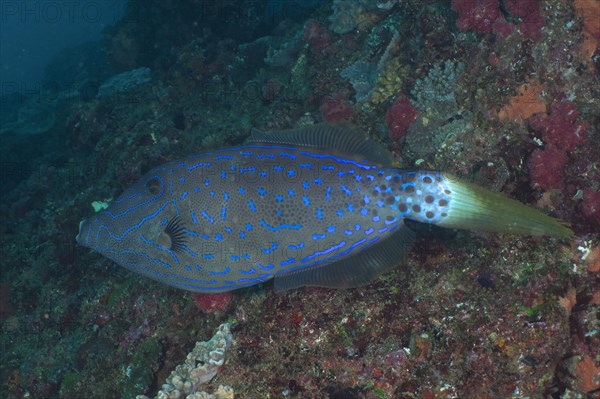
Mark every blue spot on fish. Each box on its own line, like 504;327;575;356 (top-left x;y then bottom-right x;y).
208;266;231;275
280;257;296;266
201;210;215;224
261;242;278;254
302;196;310;207
239;267;255;274
288;242;305;250
260;219;302;231
257;263;274;270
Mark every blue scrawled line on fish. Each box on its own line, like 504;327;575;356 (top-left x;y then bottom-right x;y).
76;124;573;293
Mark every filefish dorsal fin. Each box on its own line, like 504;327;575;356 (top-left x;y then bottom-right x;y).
274;224;415;292
249;123;393;168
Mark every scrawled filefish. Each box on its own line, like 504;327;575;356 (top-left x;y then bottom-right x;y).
76;124;572;293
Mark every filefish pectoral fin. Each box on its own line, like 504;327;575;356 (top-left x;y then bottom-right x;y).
274;224;416;292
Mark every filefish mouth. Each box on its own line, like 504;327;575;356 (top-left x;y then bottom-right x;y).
76;219;87;245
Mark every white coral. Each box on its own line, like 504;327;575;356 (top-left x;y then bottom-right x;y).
137;323;234;399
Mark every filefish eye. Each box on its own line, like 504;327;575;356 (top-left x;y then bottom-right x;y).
145;177;163;195
158;216;187;254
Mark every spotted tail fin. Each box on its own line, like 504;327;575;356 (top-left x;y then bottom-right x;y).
438;177;573;238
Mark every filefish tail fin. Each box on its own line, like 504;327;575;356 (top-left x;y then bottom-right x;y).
439;177;574;238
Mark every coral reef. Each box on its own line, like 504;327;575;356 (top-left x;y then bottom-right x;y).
340;61;378;103
580;190;600;226
527;99;589;191
529;99;588;151
404;60;472;159
0;97;57;135
340;28;400;103
328;0;379;34
303;20;334;56
0;1;598;398
528;145;568;190
452;0;501;35
386;96;417;141
137;323;234;399
320;92;354;122
370;58;411;105
503;0;545;41
261;79;284;102
192;293;233;314
264;33;304;67
497;80;547;122
411;60;465;121
574;0;600;64
97;67;153;99
451;0;544;40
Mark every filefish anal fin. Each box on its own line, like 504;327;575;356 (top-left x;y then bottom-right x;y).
274;224;415;292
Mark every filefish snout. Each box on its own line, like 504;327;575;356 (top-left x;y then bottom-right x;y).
76;214;118;250
76;219;88;246
76;170;188;274
76;211;118;252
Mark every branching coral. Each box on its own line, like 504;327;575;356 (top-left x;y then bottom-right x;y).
137;323;234;399
411;60;465;121
370;58;411;105
405;60;475;159
328;0;378;34
340;30;400;103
